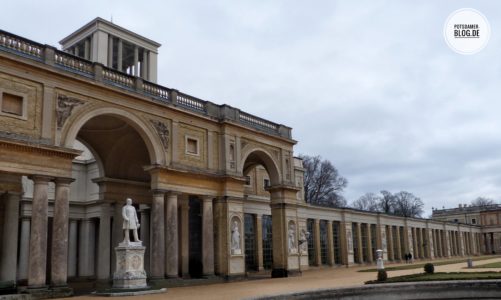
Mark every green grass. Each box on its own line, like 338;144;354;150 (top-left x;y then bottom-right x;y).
359;255;500;272
469;261;501;269
365;271;501;284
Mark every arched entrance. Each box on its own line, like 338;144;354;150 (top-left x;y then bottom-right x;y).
240;148;299;278
63;112;158;281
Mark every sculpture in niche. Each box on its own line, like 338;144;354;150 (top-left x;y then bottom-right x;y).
288;222;297;253
122;198;141;244
300;229;308;253
56;95;84;128
231;220;241;255
150;119;169;150
347;229;353;251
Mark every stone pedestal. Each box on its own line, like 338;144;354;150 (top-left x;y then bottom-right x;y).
113;243;147;289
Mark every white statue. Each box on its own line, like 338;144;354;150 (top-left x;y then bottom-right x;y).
231;220;241;254
122;198;141;244
288;223;297;253
300;230;308;253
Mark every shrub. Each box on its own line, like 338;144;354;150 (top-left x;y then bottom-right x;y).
377;270;388;282
424;263;434;274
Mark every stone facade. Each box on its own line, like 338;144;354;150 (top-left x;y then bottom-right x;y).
0;19;490;297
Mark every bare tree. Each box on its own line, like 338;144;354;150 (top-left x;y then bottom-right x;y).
300;155;348;208
393;191;424;218
379;190;395;214
471;197;496;207
352;192;380;212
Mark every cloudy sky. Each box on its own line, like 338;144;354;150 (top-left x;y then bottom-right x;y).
3;0;501;216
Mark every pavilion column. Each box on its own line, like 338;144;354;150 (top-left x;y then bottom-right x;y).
28;175;51;288
140;206;150;274
326;221;335;266
165;193;179;278
313;219;321;266
341;221;354;265
255;215;264;271
356;223;363;263
458;231;465;256
179;198;190;277
426;228;434;259
117;39;123;72
97;203;111;280
17;217;30;280
0;192;20;283
419;229;425;258
141;50;148;80
395;226;402;261
387;226;394;261
67;220;78;278
150;191;165;279
202;196;214;276
133;46;139;76
445;231;451;257
51;178;73;286
107;35;113;67
366;224;373;263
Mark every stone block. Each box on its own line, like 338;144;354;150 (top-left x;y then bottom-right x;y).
113;245;147;289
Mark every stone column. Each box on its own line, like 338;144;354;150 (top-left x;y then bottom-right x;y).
387;226;394;261
0;192;20;283
180;198;190;277
313;219;321;266
356;223;363;263
419;229;425;258
17;217;30;280
51;178;72;286
165;193;179;278
133;46;139;76
395;226;402;261
28;175;51;288
117;39;123;71
67;220;77;278
150;192;165;279
326;221;335;266
140;207;150;274
142;50;148;80
202;197;214;276
107;35;113;67
256;215;264;271
366;224;373;263
97;203;111;280
78;219;95;277
341;221;354;265
411;228;417;258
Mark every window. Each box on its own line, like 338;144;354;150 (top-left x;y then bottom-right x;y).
185;136;199;156
263;179;270;188
453;219;458;223
245;176;251;186
471;218;476;225
1;92;26;119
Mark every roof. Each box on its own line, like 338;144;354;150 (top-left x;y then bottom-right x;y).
59;17;161;49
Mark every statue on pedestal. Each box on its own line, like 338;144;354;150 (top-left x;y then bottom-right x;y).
122;197;141;244
113;198;147;289
231;220;241;255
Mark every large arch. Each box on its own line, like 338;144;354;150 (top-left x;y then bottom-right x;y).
240;147;281;186
62;107;165;165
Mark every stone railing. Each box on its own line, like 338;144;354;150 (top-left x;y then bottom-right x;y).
0;29;293;139
239;111;279;132
54;50;93;75
0;30;43;60
176;92;206;113
102;67;135;89
142;81;170;103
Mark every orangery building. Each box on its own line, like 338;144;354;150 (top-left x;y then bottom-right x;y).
0;18;489;296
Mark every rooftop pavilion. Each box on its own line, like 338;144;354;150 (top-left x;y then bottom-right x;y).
60;17;161;82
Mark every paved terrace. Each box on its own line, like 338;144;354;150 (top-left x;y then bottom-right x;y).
68;256;501;300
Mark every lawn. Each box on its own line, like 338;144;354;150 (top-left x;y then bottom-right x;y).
366;271;501;284
359;255;500;272
469;261;501;268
